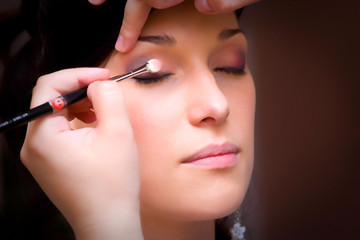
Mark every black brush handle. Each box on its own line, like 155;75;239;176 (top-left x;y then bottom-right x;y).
0;102;53;132
0;87;88;133
61;86;88;106
0;63;148;133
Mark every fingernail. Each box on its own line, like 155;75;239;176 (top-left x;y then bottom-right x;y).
198;0;213;13
115;35;126;52
88;0;102;5
169;0;185;6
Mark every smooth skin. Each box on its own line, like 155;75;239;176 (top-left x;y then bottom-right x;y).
21;2;255;240
88;0;260;52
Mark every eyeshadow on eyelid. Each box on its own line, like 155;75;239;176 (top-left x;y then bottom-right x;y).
127;55;170;73
126;57;152;72
232;52;245;68
216;50;245;68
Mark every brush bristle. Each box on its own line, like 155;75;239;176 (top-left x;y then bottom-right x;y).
147;59;162;73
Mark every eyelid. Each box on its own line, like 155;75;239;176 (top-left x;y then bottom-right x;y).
133;72;173;85
127;59;151;72
214;66;246;75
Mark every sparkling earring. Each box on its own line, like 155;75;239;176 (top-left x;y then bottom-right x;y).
230;210;246;240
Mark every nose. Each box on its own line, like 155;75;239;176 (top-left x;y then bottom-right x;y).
186;70;230;127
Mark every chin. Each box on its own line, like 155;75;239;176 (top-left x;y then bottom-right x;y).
192;170;251;220
177;182;249;221
200;185;247;220
140;182;247;222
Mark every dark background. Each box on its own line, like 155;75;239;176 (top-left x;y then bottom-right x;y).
1;0;359;239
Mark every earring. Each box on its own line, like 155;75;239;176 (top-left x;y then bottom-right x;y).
230;210;246;240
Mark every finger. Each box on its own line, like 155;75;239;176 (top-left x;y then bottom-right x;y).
144;0;185;8
195;0;260;14
67;98;96;123
73;110;97;124
115;0;152;52
116;0;185;52
88;0;107;6
32;68;109;108
116;0;186;52
28;68;109;133
87;81;132;139
67;98;93;114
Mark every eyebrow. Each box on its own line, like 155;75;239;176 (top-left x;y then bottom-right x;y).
217;28;243;41
137;28;243;46
138;34;176;46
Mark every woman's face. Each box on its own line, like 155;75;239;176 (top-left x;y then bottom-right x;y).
104;2;255;221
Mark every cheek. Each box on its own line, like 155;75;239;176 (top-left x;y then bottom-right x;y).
123;90;186;208
123;88;183;161
126;100;164;147
226;77;256;165
227;77;256;128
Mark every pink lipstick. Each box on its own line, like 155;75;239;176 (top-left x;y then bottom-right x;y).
182;142;239;169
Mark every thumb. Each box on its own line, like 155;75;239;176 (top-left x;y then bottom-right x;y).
115;0;152;52
195;0;261;14
87;81;133;139
88;0;107;6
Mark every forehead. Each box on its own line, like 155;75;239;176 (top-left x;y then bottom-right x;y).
141;2;239;36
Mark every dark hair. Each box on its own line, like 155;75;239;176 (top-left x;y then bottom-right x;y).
0;0;125;238
1;0;126;152
0;1;245;239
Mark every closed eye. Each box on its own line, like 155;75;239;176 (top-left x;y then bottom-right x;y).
133;72;173;85
214;67;245;76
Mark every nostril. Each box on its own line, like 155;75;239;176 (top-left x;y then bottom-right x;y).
200;116;215;124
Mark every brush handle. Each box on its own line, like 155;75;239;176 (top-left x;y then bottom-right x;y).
0;87;88;133
0;102;52;132
51;87;88;111
0;62;151;133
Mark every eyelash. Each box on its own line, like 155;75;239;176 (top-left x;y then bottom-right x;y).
133;73;173;85
133;66;245;85
214;66;246;76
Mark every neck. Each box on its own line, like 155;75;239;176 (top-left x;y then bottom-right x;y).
141;211;215;240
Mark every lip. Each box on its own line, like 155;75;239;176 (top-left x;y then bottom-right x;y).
182;142;239;169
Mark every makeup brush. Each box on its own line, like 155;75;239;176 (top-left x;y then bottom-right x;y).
0;59;162;133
